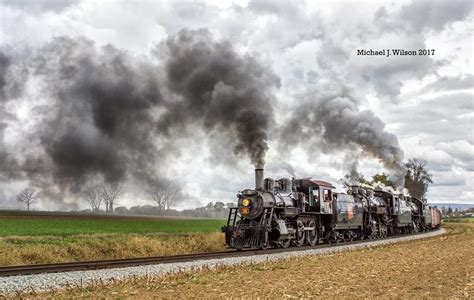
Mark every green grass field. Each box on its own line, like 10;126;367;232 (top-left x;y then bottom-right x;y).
0;212;227;265
0;215;225;236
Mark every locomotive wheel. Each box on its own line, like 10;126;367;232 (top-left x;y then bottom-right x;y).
339;233;346;243
332;231;342;243
344;230;354;242
278;239;291;248
292;220;305;247
306;220;318;246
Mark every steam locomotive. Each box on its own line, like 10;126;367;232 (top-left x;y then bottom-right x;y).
222;169;441;250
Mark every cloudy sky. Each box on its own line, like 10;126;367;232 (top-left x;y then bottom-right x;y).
0;0;472;210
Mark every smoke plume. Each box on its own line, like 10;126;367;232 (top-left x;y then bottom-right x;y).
0;27;408;207
160;29;279;168
36;36;168;194
280;93;405;186
0;30;280;202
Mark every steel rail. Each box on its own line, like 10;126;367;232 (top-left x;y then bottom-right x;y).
0;229;439;277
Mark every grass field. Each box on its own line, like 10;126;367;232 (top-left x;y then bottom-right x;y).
0;213;225;236
443;217;474;223
0;212;226;266
32;223;473;298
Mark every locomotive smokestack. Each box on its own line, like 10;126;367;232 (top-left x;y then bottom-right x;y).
255;168;264;191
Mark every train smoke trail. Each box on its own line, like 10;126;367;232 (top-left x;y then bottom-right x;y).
280;93;405;187
30;36;165;194
160;29;279;168
0;28;407;204
0;30;280;200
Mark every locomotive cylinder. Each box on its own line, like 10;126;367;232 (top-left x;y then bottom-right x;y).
255;168;264;191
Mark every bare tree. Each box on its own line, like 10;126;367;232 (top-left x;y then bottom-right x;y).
16;187;38;211
147;178;180;212
405;158;433;200
100;182;122;213
83;184;102;212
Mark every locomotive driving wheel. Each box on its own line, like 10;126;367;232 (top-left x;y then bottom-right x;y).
306;220;318;246
292;219;305;247
278;239;291;248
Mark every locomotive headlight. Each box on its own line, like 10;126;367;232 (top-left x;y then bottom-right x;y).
242;199;251;207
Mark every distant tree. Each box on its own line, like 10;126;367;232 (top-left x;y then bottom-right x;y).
205;202;214;210
342;170;370;188
371;173;395;188
225;202;236;209
114;206;129;214
404;158;433;200
16;187;38;211
83;184;102;212
214;202;225;211
163;181;180;210
100;182;122;213
146;178;180;212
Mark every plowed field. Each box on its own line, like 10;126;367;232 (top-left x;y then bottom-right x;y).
36;223;474;298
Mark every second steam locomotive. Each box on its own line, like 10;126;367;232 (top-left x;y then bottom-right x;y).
222;169;441;250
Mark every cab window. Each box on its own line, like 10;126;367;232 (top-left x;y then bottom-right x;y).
323;189;331;201
312;189;319;201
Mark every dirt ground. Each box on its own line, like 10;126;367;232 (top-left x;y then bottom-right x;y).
33;223;474;298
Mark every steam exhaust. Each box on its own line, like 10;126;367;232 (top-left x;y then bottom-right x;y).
255;168;264;191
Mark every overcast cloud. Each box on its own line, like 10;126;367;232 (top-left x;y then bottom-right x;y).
0;0;472;209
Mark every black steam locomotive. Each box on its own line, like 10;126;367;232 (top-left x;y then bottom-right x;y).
222;169;441;250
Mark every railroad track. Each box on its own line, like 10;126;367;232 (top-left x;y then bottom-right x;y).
0;230;439;277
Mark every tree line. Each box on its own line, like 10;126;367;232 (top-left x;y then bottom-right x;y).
113;201;235;218
15;158;434;212
16;178;181;214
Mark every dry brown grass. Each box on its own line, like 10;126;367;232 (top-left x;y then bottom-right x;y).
0;232;225;266
29;223;474;298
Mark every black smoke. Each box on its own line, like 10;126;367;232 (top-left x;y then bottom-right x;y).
0;28;407;206
0;30;280;201
160;29;279;168
30;36;164;193
280;92;405;187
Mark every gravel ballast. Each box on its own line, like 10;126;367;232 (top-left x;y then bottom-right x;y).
0;229;445;295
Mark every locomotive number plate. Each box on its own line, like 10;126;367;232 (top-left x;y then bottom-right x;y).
240;207;249;215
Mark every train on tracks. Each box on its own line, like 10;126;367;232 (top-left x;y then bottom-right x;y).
222;168;442;250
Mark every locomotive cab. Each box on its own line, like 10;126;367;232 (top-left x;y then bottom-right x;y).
293;179;334;214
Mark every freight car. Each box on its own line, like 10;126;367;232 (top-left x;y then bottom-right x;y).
222;169;441;250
